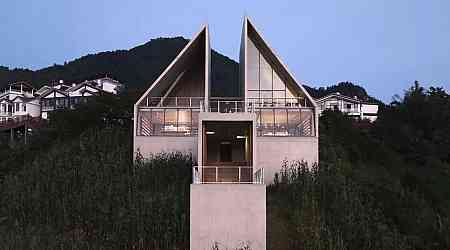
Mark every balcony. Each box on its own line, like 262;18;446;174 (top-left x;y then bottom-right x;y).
139;97;204;108
192;166;264;184
136;97;316;137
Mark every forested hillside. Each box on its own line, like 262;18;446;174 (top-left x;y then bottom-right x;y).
304;81;381;103
1;37;375;101
0;82;448;249
0;37;239;97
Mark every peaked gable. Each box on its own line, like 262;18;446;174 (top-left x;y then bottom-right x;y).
40;88;69;98
135;25;211;107
241;17;317;108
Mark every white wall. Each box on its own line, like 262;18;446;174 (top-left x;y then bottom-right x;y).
256;136;319;184
26;100;41;118
102;82;118;94
361;104;378;114
134;136;198;161
190;184;266;250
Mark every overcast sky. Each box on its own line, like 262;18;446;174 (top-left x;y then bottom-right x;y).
1;0;449;101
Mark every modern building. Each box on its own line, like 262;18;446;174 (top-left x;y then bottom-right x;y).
134;17;319;250
315;92;379;122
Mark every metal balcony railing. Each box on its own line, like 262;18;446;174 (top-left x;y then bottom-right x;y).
139;97;310;110
140;97;205;108
192;166;264;184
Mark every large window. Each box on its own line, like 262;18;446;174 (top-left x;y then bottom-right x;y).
256;108;315;137
247;38;302;106
137;108;200;136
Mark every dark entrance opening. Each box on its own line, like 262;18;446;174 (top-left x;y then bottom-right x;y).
202;121;253;183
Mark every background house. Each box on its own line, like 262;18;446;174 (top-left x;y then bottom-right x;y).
316;92;379;122
0;82;40;122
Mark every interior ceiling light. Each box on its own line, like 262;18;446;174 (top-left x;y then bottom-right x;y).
236;135;247;139
206;131;215;135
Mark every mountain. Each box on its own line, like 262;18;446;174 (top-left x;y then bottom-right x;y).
304;81;382;103
0;37;239;97
0;38;377;101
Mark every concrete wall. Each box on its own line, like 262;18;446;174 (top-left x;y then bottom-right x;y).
190;184;266;250
256;136;318;184
134;136;198;161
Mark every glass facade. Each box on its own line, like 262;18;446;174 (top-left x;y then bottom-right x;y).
256;108;315;137
247;38;300;106
137;108;200;136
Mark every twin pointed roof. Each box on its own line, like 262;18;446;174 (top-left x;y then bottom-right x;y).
136;17;316;108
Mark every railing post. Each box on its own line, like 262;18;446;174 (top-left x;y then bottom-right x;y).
238;167;241;183
217;100;220;113
262;168;264;184
215;166;218;183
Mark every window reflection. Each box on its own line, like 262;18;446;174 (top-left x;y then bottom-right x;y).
246;37;300;106
256;108;315;137
138;109;199;136
247;38;259;90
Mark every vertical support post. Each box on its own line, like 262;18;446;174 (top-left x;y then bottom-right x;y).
217;100;220;113
215;166;218;183
235;101;238;113
238;167;241;183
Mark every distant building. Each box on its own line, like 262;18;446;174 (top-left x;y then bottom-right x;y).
0;77;123;121
315;92;379;122
0;82;40;122
93;77;124;95
37;77;123;119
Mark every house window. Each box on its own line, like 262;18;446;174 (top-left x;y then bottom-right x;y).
15;103;20;112
246;38;300;106
257;108;315;137
138;108;199;136
23;104;26;112
346;104;352;109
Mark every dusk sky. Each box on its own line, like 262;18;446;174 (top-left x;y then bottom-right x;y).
1;0;449;102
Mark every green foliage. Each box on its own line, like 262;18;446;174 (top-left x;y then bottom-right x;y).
0;81;448;249
268;83;450;249
0;127;192;249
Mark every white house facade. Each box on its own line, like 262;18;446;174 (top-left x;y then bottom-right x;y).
37;78;123;119
133;18;319;250
316;92;379;122
0;82;40;122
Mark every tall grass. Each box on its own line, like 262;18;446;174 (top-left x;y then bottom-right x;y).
268;161;411;250
0;128;192;249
